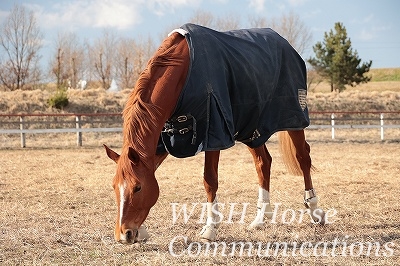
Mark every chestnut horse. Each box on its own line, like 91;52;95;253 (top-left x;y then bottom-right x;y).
104;26;325;244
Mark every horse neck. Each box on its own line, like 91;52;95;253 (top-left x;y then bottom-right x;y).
122;33;189;168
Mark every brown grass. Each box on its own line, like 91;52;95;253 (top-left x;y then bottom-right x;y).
311;81;400;93
1;82;400;115
1;72;400;265
307;90;400;112
1;140;399;265
369;68;400;82
1;127;400;149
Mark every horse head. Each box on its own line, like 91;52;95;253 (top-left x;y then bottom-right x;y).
104;144;159;243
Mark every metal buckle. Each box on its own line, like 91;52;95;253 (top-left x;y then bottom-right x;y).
176;115;188;122
179;128;189;134
163;128;174;136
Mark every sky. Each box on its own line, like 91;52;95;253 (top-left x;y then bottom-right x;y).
0;0;399;69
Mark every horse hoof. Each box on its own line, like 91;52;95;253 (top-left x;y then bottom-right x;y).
262;204;274;219
199;225;217;242
311;209;326;225
248;221;265;230
249;203;273;229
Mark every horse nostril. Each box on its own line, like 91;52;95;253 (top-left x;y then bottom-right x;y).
126;229;133;241
125;229;138;243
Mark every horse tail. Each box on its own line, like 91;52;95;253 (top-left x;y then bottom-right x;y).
277;131;304;176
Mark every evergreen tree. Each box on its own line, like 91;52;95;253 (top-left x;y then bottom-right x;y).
308;22;372;92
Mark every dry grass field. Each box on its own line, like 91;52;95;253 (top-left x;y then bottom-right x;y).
1;138;399;265
1;69;399;265
1;74;400;115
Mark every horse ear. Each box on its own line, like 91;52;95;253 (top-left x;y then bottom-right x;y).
103;144;120;163
128;147;140;165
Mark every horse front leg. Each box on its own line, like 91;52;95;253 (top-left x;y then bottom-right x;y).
199;150;220;241
287;130;325;224
248;144;274;229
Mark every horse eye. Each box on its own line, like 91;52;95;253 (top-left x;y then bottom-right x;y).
134;185;142;193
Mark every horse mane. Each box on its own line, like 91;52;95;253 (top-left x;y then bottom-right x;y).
122;89;161;154
120;34;185;169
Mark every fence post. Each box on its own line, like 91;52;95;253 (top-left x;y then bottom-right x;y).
331;113;335;139
20;116;26;148
380;113;384;140
76;115;82;146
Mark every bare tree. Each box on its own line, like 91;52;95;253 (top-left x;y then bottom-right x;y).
0;4;43;90
115;36;156;90
249;11;312;55
190;10;215;28
248;15;268;28
50;32;85;90
188;9;241;31
88;30;118;89
270;11;312;55
115;38;137;90
136;36;156;74
53;47;64;89
215;13;241;31
307;69;323;92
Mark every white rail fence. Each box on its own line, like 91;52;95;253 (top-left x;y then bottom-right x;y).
0;113;122;147
0;112;399;147
309;111;400;140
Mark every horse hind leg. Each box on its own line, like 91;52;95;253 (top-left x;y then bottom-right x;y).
199;150;221;241
279;130;326;224
248;144;274;229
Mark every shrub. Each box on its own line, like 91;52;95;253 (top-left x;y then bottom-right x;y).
47;89;69;109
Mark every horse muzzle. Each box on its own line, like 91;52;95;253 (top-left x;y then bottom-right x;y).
119;228;138;244
118;225;150;244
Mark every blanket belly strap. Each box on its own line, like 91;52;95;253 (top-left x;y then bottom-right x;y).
163;114;197;145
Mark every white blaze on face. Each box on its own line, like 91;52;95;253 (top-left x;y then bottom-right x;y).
119;181;127;228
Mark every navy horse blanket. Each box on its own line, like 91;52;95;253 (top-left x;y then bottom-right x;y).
158;23;309;158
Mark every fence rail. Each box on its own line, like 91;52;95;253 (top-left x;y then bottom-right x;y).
1;112;400;147
308;111;400;140
0;113;122;147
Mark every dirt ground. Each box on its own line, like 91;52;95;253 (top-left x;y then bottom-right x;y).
1;135;399;265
